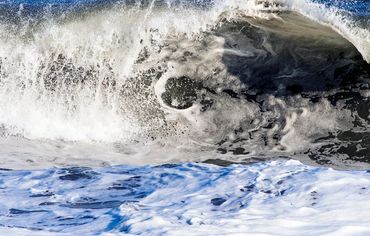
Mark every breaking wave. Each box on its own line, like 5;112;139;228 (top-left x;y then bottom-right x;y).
0;0;369;168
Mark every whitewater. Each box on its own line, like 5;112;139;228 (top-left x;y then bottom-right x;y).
0;0;369;235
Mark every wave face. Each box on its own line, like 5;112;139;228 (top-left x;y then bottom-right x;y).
0;0;369;169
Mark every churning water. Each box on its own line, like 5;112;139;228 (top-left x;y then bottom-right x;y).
0;0;369;234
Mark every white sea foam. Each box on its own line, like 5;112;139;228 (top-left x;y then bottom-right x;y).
0;160;369;235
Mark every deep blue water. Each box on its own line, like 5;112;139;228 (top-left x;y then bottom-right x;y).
1;0;369;16
313;0;370;16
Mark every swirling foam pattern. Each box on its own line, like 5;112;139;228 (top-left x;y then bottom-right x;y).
0;160;370;235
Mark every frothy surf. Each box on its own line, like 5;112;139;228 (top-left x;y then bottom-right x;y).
0;160;370;235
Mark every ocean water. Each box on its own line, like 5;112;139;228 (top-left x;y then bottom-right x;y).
0;0;369;234
1;160;370;235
